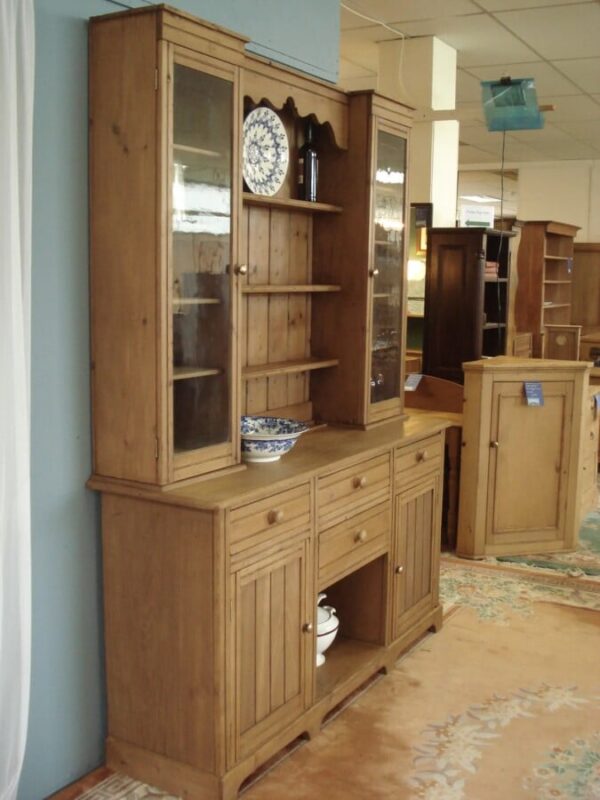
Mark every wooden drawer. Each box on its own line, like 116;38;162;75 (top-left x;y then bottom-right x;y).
319;504;390;588
317;453;391;530
229;483;311;557
395;434;443;492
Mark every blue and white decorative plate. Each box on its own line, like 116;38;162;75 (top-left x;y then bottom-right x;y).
240;416;308;463
242;108;289;196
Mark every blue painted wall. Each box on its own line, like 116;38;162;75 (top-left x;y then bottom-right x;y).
20;1;339;798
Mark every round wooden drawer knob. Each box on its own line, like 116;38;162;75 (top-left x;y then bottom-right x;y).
355;529;368;543
268;509;284;524
302;622;313;633
353;476;368;489
416;450;428;462
395;565;404;575
234;263;248;275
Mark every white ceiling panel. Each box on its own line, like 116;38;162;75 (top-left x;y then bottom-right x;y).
339;0;600;164
458;122;498;146
536;94;600;122
468;61;581;96
389;14;540;67
553;57;600;94
477;0;588;9
459;144;497;163
340;0;480;25
496;4;600;60
553;119;600;144
455;101;486;124
456;70;484;103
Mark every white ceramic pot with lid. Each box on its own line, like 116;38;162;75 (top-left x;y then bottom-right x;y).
316;592;339;667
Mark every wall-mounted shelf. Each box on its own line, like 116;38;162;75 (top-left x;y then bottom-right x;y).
173;142;221;158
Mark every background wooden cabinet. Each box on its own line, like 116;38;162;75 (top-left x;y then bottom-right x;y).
457;357;591;558
423;227;515;383
514;221;580;357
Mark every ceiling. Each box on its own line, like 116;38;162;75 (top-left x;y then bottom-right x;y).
339;0;600;166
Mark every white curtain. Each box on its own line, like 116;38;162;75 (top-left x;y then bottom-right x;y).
0;1;34;798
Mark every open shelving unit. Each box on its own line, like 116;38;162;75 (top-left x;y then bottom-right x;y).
515;221;580;356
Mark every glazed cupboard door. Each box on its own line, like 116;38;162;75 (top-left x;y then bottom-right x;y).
368;121;408;424
168;49;241;481
391;477;440;642
228;538;313;765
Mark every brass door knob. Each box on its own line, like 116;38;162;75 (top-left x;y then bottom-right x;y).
234;264;248;276
355;529;368;543
395;565;404;575
302;622;313;633
353;476;367;489
416;450;428;462
490;441;499;449
268;509;284;524
369;268;380;277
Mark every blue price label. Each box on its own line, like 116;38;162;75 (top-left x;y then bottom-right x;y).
524;381;544;407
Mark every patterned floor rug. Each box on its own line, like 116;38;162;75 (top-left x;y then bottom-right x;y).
493;509;600;579
67;561;600;800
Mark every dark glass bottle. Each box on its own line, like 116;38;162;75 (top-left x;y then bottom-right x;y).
297;120;318;202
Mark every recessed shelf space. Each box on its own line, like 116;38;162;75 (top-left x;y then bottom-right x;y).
315;638;384;702
173;366;222;380
243;192;342;214
242;357;339;380
242;284;341;294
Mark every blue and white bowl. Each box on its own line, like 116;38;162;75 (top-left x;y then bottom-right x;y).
240;416;309;463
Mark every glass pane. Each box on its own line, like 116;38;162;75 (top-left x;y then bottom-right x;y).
370;130;406;404
171;63;232;453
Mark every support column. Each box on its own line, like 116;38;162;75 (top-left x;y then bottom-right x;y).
377;37;459;227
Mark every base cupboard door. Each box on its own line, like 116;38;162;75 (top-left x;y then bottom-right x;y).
229;537;313;764
391;477;440;641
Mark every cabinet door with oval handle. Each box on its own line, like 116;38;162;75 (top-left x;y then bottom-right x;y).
391;475;441;642
228;536;312;766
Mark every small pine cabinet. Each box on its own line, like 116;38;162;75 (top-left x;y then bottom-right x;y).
88;6;447;799
456;357;591;558
422;227;515;383
514;220;580;357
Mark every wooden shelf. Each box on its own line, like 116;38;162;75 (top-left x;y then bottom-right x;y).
484;276;508;283
483;322;507;330
243;192;342;214
373;293;392;299
173;366;221;380
543;303;571;309
315;637;384;702
242;284;341;294
543;280;571;285
174;298;221;306
173;142;221;158
243;357;339;380
544;254;572;261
